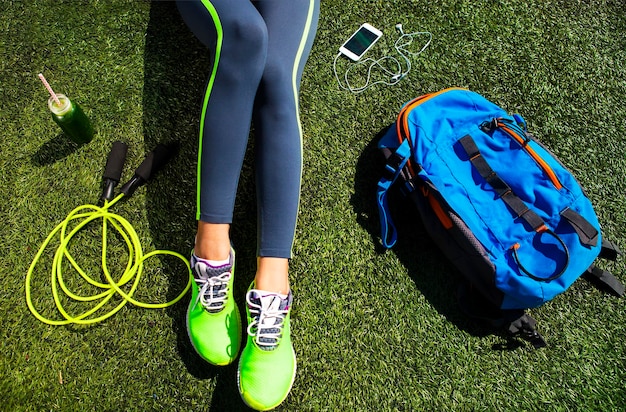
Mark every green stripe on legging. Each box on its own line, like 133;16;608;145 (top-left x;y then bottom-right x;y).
288;0;317;254
196;0;223;220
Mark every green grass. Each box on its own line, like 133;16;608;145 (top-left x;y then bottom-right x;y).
2;0;625;410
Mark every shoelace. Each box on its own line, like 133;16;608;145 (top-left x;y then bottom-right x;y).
246;292;289;350
194;268;231;313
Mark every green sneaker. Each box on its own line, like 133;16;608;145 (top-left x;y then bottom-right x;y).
186;249;241;366
237;288;296;411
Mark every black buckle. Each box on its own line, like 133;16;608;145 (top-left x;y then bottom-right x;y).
382;152;404;181
480;118;499;133
507;314;547;349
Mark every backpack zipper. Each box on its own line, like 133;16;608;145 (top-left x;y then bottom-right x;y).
397;87;466;176
496;120;564;190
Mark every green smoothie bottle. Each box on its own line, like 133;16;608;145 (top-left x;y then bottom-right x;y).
39;73;94;145
47;94;94;144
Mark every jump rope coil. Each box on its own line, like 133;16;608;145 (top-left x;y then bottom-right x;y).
25;141;193;325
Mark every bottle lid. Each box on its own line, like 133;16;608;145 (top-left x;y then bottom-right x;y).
48;93;72;116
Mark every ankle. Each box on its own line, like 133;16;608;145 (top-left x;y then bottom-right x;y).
255;257;290;295
195;221;231;261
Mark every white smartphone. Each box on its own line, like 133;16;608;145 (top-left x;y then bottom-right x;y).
339;23;383;61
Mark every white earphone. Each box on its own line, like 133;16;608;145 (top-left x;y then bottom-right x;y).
333;24;432;94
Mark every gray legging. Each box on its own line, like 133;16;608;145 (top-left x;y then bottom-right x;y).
176;0;319;258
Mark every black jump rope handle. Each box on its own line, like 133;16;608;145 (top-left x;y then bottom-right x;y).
119;142;179;197
101;141;128;201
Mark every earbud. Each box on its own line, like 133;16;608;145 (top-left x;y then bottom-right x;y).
334;24;432;93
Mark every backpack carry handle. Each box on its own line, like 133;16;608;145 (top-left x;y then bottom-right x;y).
511;228;570;282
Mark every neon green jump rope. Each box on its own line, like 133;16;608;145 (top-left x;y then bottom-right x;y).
25;142;192;325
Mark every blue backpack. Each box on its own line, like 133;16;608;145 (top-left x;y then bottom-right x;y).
377;88;623;346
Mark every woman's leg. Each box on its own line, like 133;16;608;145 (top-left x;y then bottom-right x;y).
251;0;320;293
177;0;268;261
237;1;319;410
176;0;268;366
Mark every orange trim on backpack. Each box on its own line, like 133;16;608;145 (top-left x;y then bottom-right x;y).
499;123;564;190
421;186;454;229
396;88;467;177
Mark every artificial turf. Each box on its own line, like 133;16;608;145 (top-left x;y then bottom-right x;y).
2;0;625;410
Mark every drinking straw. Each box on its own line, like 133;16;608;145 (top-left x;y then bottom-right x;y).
38;73;61;106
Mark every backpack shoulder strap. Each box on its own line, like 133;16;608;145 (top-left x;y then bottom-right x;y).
457;283;547;348
599;238;622;260
583;238;624;296
377;139;412;248
584;265;624;297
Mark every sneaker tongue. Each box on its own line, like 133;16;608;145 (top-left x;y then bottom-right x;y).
257;294;285;326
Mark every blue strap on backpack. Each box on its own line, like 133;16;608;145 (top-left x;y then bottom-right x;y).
377;88;623;347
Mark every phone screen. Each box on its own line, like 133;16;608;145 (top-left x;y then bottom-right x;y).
343;27;380;57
